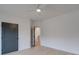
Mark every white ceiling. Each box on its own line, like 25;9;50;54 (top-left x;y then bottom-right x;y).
0;4;79;20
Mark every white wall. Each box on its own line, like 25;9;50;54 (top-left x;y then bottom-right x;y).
31;20;42;27
41;10;79;54
0;17;31;54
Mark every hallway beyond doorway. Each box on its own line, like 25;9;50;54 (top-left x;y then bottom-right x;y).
31;26;41;48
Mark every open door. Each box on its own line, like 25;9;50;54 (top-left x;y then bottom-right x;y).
31;26;35;47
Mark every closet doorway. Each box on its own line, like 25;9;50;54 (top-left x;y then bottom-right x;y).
2;22;18;54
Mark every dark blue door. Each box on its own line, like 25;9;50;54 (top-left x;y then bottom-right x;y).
2;22;18;54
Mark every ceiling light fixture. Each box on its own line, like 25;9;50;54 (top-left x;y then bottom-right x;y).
36;4;41;12
36;8;41;12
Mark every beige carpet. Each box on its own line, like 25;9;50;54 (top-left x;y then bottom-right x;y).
5;46;75;55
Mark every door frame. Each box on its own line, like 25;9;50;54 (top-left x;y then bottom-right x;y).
31;26;40;48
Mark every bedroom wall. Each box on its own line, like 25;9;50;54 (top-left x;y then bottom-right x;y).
0;17;31;54
31;20;42;27
41;10;79;54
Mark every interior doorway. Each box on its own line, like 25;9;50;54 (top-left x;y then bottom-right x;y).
2;22;18;54
31;26;41;48
35;27;41;47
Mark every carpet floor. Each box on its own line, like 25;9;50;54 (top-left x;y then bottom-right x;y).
5;46;75;55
